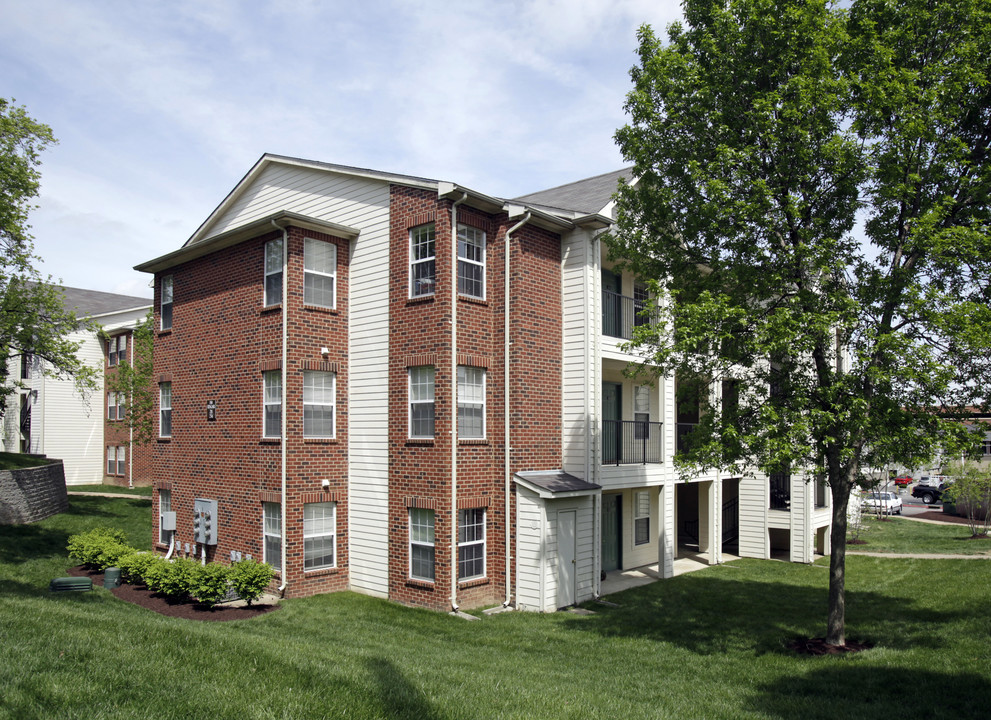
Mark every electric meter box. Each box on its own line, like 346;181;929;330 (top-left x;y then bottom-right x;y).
193;498;218;545
160;511;176;531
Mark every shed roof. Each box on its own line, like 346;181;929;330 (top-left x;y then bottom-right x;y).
514;470;601;498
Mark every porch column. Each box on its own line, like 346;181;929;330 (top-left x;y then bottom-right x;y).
659;483;675;578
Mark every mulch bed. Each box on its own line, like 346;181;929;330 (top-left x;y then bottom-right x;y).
787;637;875;656
67;566;280;622
913;510;974;525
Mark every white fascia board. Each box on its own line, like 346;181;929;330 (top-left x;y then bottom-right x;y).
504;202;575;232
438;182;505;215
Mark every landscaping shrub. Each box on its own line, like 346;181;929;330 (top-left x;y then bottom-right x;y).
194;562;231;607
117;551;158;585
229;559;275;606
155;557;199;601
142;556;170;592
66;527;129;567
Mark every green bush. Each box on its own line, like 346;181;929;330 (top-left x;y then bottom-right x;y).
156;557;199;601
66;527;129;567
117;552;158;584
194;563;231;607
229;559;275;606
142;556;170;592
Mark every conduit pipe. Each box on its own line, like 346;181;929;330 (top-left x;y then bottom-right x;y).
450;191;468;612
272;219;290;596
502;211;530;607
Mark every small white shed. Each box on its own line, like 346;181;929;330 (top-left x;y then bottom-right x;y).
514;470;601;612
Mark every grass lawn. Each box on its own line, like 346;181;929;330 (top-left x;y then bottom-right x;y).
1;498;989;719
69;484;154;497
0;452;55;470
851;516;991;554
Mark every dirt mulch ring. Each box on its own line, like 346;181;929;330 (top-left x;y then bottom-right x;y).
787;637;875;656
67;566;280;622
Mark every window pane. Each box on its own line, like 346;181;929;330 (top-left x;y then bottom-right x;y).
458;543;484;580
264;535;282;571
107;447;115;475
265;239;283;274
117;446;126;475
410;508;435;543
264;372;282;437
456;225;485;298
304;273;335;308
304;238;335;273
410;404;435;438
411;544;435;581
304;535;335;569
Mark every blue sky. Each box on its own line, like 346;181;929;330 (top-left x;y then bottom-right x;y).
1;0;684;298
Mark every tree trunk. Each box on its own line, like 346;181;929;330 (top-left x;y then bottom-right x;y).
826;479;852;646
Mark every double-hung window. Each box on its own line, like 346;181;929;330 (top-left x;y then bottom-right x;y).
159;383;172;438
107;392;117;421
263;502;281;571
458;508;485;580
263;371;282;438
303;502;336;570
409;366;435;438
108;337;118;367
117;334;127;365
410;224;436;297
409;508;435;581
304;238;336;308
116;445;126;475
160;276;173;331
457;224;485;299
106;446;125;476
303;370;334;438
264;239;283;307
457;366;485;438
106;446;116;475
159;489;172;545
634;385;650;440
634;490;650;545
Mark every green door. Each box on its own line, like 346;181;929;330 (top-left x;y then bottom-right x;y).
602;494;622;572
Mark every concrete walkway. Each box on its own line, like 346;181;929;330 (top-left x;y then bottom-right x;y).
600;552;740;596
847;550;991;560
67;491;150;500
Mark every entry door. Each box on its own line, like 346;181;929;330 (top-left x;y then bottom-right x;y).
602;382;622;465
601;494;622;572
558;510;577;607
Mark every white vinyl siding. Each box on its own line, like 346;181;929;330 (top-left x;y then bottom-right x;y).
263;502;281;571
304;238;336;308
303;502;336;570
303;370;335;438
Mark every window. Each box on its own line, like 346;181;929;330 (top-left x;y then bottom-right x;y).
458;508;485;580
304;238;336;308
633;282;650;327
116;445;126;476
303;370;335;438
457;225;485;299
634;490;650;545
410;224;436;297
117;334;127;365
20;353;32;380
634;385;650;440
159;382;172;438
117;392;126;420
107;392;117;421
159;489;172;545
160;275;173;331
263;502;281;571
264;239;283;307
106;446;116;475
409;508;435;581
108;337;117;367
303;502;336;570
106;446;126;476
409;366;435;438
457;366;485;439
263;371;282;438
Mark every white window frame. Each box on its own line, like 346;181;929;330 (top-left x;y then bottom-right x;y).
457;224;485;300
159;382;172;438
634;490;650;546
457;508;486;581
159;489;172;545
263;371;282;438
263;502;281;571
409;223;436;298
106;446;116;475
264;238;283;307
303;502;336;570
409;508;435;581
116;445;126;476
107;391;117;421
408;366;435;439
304;237;336;309
160;275;173;331
303;370;335;439
457;365;485;439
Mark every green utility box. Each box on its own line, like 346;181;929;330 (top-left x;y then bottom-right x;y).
103;567;122;588
49;577;93;592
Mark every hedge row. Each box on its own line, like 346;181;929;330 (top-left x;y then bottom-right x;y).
67;527;274;607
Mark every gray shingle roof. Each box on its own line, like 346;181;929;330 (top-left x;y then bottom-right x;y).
515;470;601;494
55;285;151;317
512;168;633;215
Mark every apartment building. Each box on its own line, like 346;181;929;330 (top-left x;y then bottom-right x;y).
135;155;831;611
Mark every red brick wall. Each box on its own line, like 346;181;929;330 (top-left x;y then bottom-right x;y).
149;225;350;598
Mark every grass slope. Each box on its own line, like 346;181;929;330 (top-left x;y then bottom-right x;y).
1;498;989;719
853;517;991;554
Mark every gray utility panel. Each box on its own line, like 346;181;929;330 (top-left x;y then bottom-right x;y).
193;498;218;545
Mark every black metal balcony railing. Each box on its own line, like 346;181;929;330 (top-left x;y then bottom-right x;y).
676;422;698;455
770;472;791;511
602;420;663;465
602;290;651;340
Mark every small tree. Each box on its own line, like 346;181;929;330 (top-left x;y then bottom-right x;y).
943;462;991;538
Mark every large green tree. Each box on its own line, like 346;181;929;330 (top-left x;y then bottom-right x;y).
612;0;991;646
0;99;96;418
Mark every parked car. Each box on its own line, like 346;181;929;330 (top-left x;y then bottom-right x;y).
893;476;914;487
918;475;949;487
862;491;903;515
912;482;950;504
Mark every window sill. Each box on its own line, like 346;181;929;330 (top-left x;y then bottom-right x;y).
459;438;488;446
303;304;338;315
157;330;172;337
261;304;282;314
458;577;488;589
459;295;487;306
303;438;338;444
157;437;171;443
406;578;435;590
406;438;434;446
407;295;434;305
303;566;339;578
259;438;281;445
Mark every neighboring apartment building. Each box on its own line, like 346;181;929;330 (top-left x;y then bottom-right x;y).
135;154;831;611
2;286;153;485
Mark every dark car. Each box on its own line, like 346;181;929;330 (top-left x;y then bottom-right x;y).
912;482;949;505
893;475;913;487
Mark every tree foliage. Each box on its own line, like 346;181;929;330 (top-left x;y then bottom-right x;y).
943;461;991;538
0;98;97;417
105;311;156;445
612;0;991;645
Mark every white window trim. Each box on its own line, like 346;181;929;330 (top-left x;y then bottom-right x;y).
408;366;435;439
304;237;337;309
303;502;336;571
409;223;436;298
457;365;486;439
160;275;173;331
409;507;435;582
264;239;283;307
457;224;486;300
457;508;486;581
302;370;335;439
263;502;281;571
159;383;172;439
263;371;282;438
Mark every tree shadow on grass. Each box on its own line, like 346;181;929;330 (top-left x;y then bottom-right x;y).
365;657;441;720
747;666;991;720
563;567;965;655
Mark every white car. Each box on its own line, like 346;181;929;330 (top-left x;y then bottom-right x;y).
862;491;903;515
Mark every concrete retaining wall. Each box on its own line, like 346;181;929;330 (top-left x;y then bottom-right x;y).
0;460;68;524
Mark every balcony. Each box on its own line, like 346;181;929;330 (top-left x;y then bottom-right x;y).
676;422;698;455
602;290;651;340
602;420;663;465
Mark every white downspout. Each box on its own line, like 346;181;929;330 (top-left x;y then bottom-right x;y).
128;333;134;489
503;211;531;608
592;229;606;598
272;219;290;595
450;192;468;612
